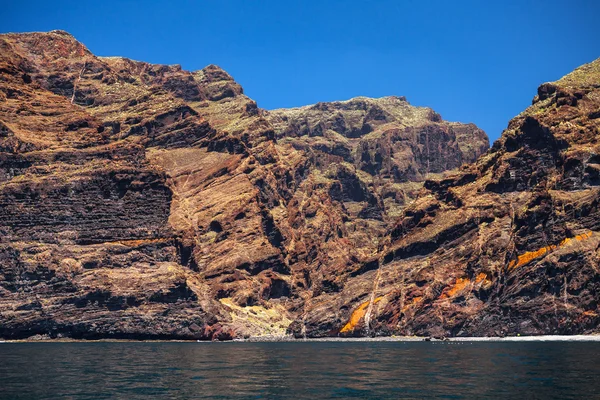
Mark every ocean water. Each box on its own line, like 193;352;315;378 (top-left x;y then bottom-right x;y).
1;341;599;399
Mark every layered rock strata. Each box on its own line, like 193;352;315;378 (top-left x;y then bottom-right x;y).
12;30;594;340
296;58;600;338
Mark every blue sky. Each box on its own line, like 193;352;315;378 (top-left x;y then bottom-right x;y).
2;0;599;143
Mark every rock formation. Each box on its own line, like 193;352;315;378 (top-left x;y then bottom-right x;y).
266;97;488;219
0;31;486;340
295;58;600;338
2;30;595;340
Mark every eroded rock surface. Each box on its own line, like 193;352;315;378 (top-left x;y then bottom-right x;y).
266;97;488;219
7;30;591;340
296;58;600;338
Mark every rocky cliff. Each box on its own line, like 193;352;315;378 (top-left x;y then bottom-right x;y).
266;97;488;219
0;31;487;340
295;58;600;338
3;30;594;340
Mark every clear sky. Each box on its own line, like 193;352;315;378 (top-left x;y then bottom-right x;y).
2;0;600;143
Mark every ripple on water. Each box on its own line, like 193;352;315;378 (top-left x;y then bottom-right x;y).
1;342;600;399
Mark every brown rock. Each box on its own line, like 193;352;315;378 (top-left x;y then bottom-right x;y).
296;57;600;338
0;30;497;340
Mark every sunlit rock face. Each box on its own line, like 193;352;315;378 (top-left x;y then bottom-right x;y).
266;96;489;220
295;58;600;339
16;29;598;341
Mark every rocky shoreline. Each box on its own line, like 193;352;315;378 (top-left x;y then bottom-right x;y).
4;334;600;343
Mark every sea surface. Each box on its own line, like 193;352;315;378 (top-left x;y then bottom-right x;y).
1;341;600;399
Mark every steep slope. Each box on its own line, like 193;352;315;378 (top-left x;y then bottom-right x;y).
266;96;488;218
295;58;600;338
0;30;488;340
0;31;228;339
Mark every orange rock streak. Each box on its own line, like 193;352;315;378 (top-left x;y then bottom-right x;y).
508;231;593;270
340;296;383;333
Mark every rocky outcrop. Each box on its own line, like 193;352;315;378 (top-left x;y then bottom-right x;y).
13;29;595;341
266;97;489;218
294;58;600;338
0;31;226;340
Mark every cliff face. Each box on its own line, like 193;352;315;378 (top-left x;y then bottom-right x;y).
266;97;488;219
4;30;592;340
0;31;219;339
295;58;600;338
0;31;488;340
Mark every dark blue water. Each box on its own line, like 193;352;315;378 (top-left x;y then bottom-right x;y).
1;341;599;399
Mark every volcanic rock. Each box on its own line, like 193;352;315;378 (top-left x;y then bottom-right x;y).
295;58;600;338
0;30;501;340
